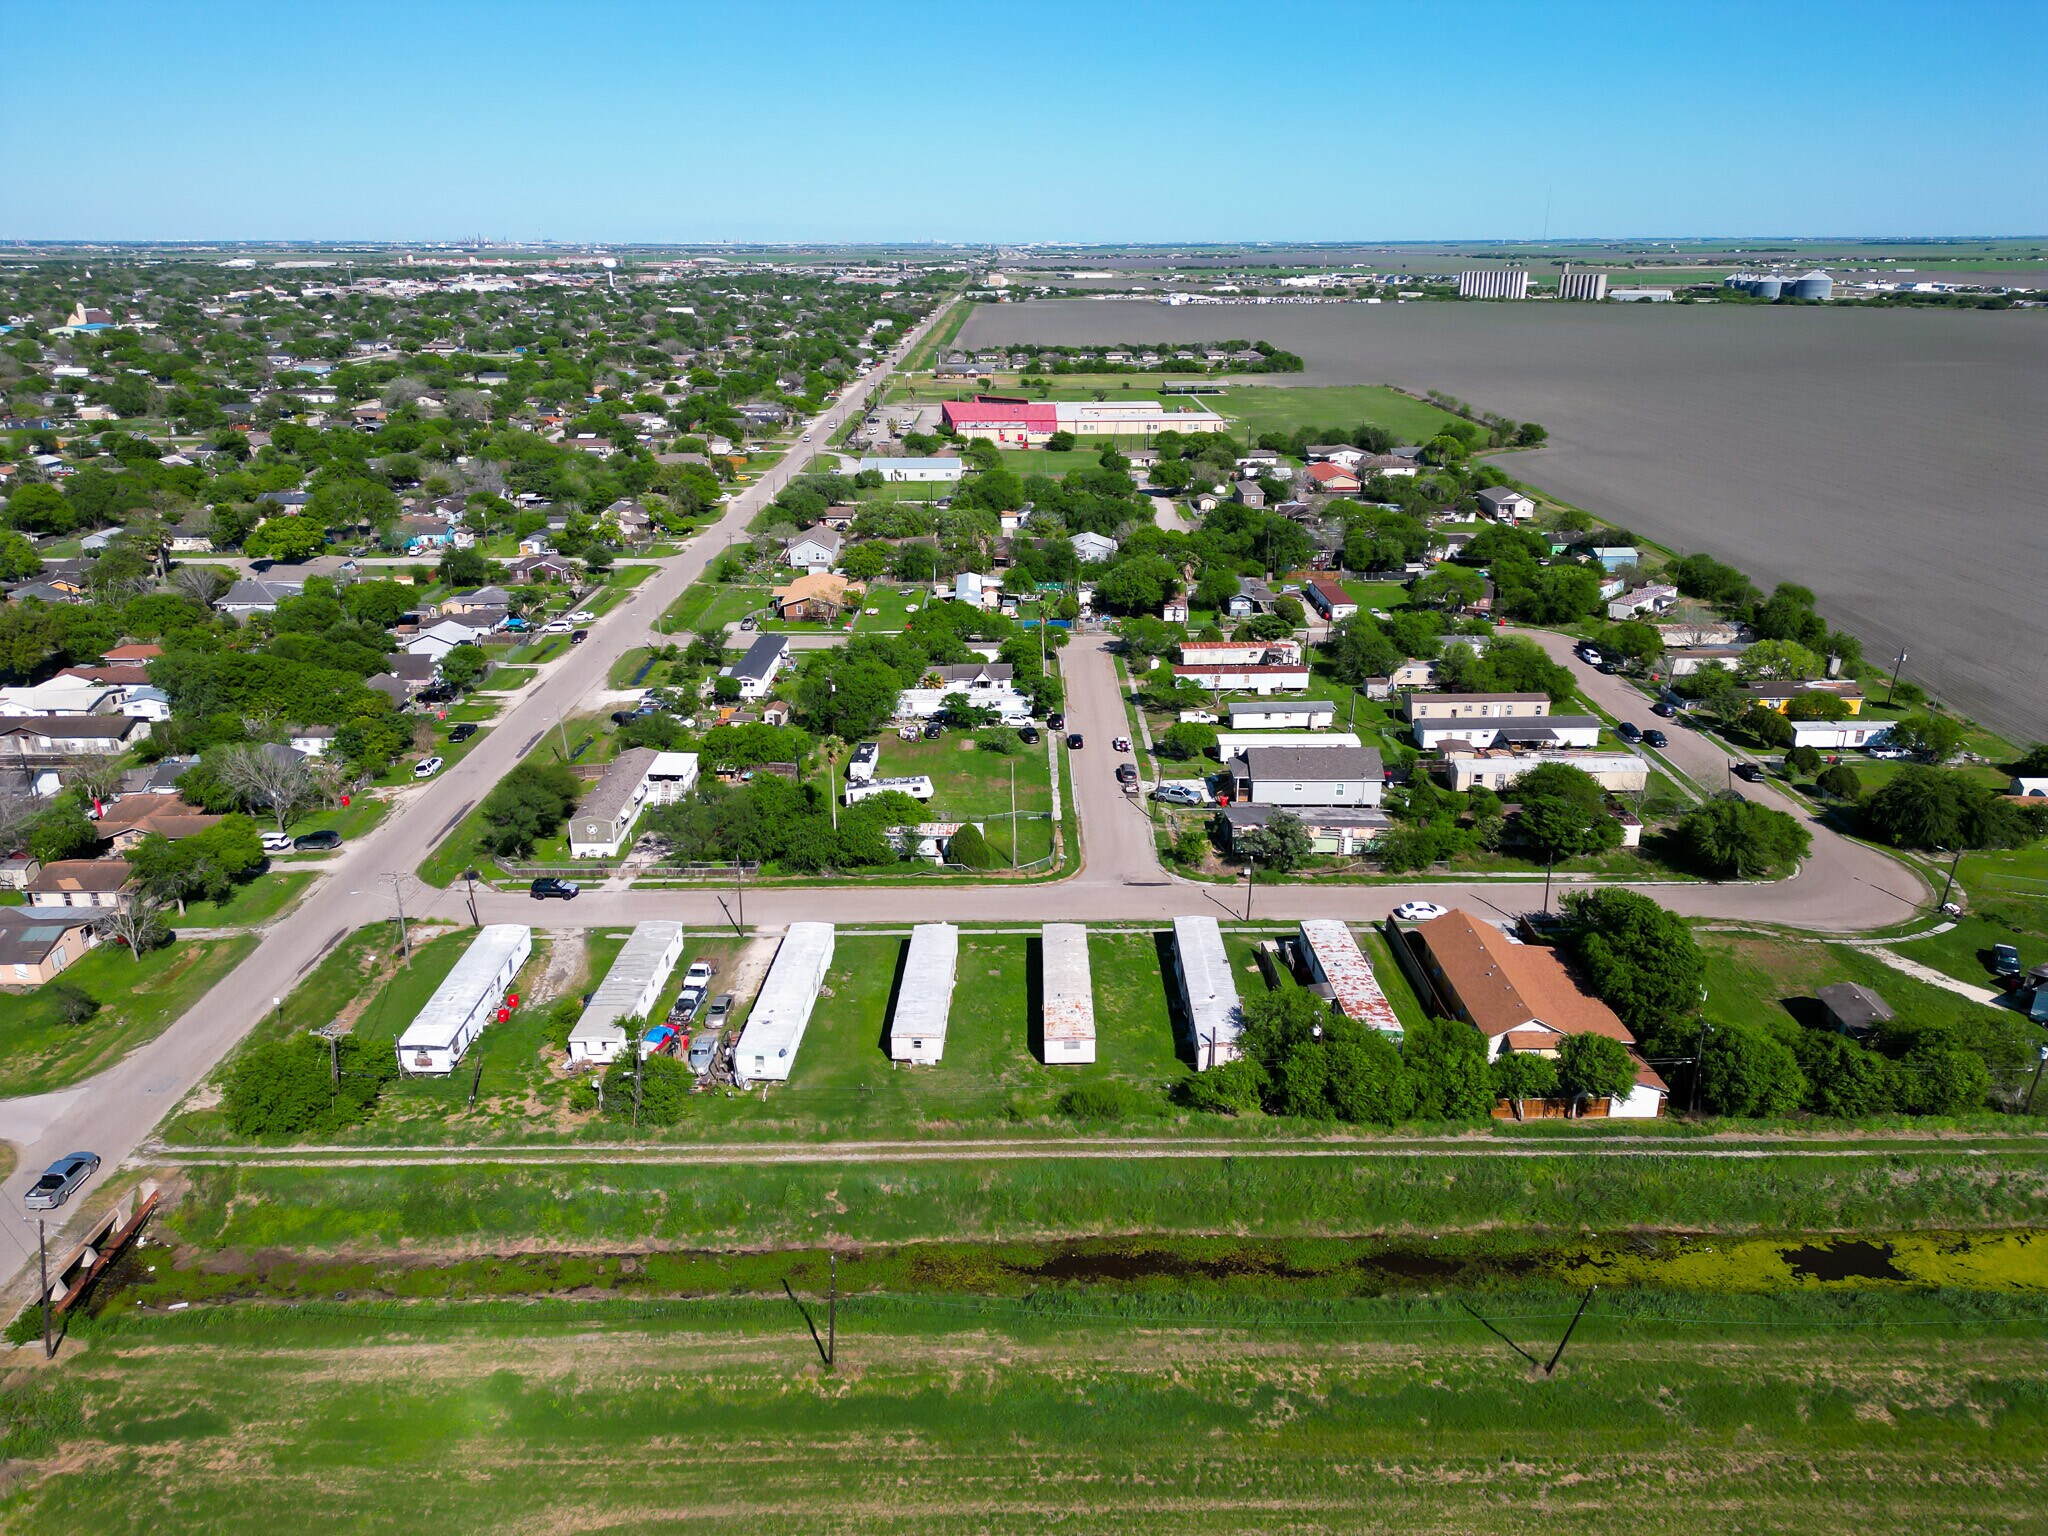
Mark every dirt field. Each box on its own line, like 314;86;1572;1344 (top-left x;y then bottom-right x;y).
960;300;2048;742
4;1311;2042;1533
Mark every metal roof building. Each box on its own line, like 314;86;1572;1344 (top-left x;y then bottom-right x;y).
733;922;835;1084
396;924;532;1076
1040;923;1095;1064
889;923;959;1064
1298;920;1402;1037
1171;915;1243;1070
568;922;686;1066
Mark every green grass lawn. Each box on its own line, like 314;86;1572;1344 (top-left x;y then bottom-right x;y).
0;935;256;1097
994;447;1101;476
865;734;1055;866
172;870;315;928
849;581;922;632
1215;384;1467;442
268;794;390;857
480;666;537;690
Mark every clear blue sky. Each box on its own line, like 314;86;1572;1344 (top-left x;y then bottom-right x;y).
4;0;2043;243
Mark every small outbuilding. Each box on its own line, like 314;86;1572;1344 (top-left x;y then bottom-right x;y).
1040;923;1096;1064
1817;982;1894;1038
889;923;959;1064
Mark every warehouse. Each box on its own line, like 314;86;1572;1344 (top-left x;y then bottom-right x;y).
732;922;835;1084
1171;914;1243;1070
889;922;959;1064
1298;920;1402;1036
567;921;686;1065
1040;922;1096;1064
395;924;532;1075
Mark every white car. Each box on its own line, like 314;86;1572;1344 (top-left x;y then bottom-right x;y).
261;830;294;853
1392;901;1449;923
414;756;444;779
542;619;573;634
567;610;596;623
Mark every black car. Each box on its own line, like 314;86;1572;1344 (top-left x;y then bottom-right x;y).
1047;713;1066;731
1617;721;1642;744
922;723;943;740
292;829;342;851
1651;701;1678;718
1067;732;1084;749
449;722;478;743
1018;726;1040;745
570;629;589;645
1733;762;1765;783
529;877;580;900
1596;661;1620;675
1643;728;1669;749
418;684;456;704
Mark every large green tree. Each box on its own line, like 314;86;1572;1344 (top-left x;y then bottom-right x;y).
1676;796;1812;877
1564;889;1705;1033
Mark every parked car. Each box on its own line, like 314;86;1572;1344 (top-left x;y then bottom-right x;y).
413;755;444;779
260;830;294;853
567;610;596;623
449;723;478;743
1046;712;1066;731
706;992;733;1028
1152;783;1207;806
1617;721;1642;744
1067;732;1084;750
1597;661;1620;675
687;1030;721;1073
1018;726;1040;745
1733;762;1765;783
610;710;639;725
529;877;580;900
24;1152;100;1211
1392;901;1449;923
1115;762;1138;784
418;684;456;704
1994;943;2022;977
1577;646;1604;667
1651;701;1678;718
542;619;573;634
922;723;943;740
1642;729;1669;749
570;629;589;645
292;830;342;852
1113;736;1131;753
738;616;757;631
670;987;706;1025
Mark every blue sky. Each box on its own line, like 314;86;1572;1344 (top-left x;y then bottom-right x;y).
4;0;2043;242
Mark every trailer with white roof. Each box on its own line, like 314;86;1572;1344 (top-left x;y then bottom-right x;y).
732;922;835;1084
1040;923;1096;1063
395;924;532;1076
888;923;959;1064
1171;914;1242;1070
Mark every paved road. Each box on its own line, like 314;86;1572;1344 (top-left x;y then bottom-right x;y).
0;311;953;1283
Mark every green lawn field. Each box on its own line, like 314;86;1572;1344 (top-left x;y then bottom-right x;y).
1215;383;1467;442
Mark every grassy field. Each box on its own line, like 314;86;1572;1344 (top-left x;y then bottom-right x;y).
0;936;256;1097
994;447;1101;476
9;1302;2042;1534
1215;383;1467;442
864;734;1056;866
170;870;315;928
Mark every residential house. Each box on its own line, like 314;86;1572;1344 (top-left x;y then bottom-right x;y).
1405;691;1552;725
1161;590;1189;624
1606;584;1680;621
1665;645;1747;677
389;653;438;693
96;794;222;853
1439;747;1648;794
1178;639;1303;669
0;715;151;757
1173;662;1310;695
0;853;41;890
1226;699;1336;731
1304;445;1368;469
772;573;860;622
441;586;513;616
1231;480;1266;509
219;577;304;615
785;527;844;573
1230;745;1384;807
1070;531;1118;564
567;747;663;859
1789;719;1894;750
856;455;963;482
1302;462;1362;495
1408;909;1664;1116
506;553;578;584
1303;576;1357;621
404;620;487;663
1741;680;1865;715
1356;452;1419;479
289;725;338;758
1222;803;1390;856
1588;545;1641;572
1225;576;1277;618
26;859;133;912
1475;487;1536;522
0;911;99;986
723;634;789;700
1413;716;1603;751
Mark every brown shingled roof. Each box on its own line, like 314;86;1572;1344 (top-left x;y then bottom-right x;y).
1415;909;1632;1045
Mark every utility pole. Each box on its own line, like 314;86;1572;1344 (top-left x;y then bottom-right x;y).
462;869;482;927
1542;853;1556;915
387;873;412;967
1691;1021;1713;1114
827;1251;838;1369
1009;759;1018;866
633;1042;643;1128
1937;846;1964;912
735;861;746;930
1885;648;1909;705
36;1217;52;1360
1243;857;1255;921
557;714;571;759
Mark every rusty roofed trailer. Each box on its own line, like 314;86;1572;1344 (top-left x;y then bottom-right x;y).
1040;923;1095;1064
1298;919;1402;1036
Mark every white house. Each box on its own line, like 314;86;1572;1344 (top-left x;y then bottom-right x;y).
857;455;963;482
1606;584;1680;621
394;925;532;1076
723;634;789;700
785;527;844;573
404;620;482;663
1413;716;1603;750
1475;487;1536;522
888;923;959;1064
1230;745;1384;808
1070;531;1118;564
567;921;686;1065
568;747;662;859
1791;719;1895;750
1172;664;1310;695
1226;700;1336;731
732;922;835;1084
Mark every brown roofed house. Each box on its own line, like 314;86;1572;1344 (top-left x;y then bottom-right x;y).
26;859;134;910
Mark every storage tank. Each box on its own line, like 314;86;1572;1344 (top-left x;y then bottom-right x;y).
1790;270;1832;301
1748;277;1784;300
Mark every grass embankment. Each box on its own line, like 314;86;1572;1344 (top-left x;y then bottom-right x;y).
158;1149;2048;1254
2;1300;2042;1532
0;937;256;1098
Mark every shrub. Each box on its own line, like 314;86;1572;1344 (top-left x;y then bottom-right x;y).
49;982;100;1026
945;823;996;869
1177;1058;1268;1115
1056;1080;1154;1120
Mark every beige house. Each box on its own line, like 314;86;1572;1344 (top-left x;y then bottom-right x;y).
0;912;98;986
27;860;133;911
1404;691;1552;723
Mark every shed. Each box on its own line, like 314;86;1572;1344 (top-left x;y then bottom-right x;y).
1172;914;1243;1070
1817;982;1894;1037
568;922;686;1065
733;922;834;1084
1298;920;1402;1036
889;923;959;1064
395;924;533;1075
1040;923;1096;1064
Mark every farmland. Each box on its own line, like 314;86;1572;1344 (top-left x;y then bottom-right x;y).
958;299;2048;742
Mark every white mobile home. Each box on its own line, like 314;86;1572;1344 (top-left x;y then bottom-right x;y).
1226;699;1336;731
1297;920;1401;1036
889;923;959;1064
733;922;835;1084
1171;915;1243;1070
844;774;934;806
567;921;686;1065
395;924;532;1075
1040;923;1096;1064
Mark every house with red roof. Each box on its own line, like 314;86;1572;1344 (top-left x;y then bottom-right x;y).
1303;462;1362;494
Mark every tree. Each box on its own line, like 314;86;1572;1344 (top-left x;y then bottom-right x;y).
1784;745;1824;778
840;542;889;582
1157;722;1218;761
477;762;582;856
28;801;98;863
1676;796;1812;877
1890;1046;1989;1116
1861;765;2030;851
1794;1032;1895;1118
4;484;75;535
1785;692;1850;721
1556;1033;1635;1106
242;515;327;561
1490;1051;1558;1116
1324;616;1401;686
439;644;489;692
1401;1015;1495;1120
1179;1057;1268;1115
214;743;318;831
1513;763;1620;862
102;892;169;961
1890;712;1966;764
223;1039;335;1136
945;822;995;868
1736;639;1825;681
171;563;231;607
1563;889;1705;1033
1815;763;1864;801
1737;703;1795;749
1698;1024;1806;1117
49;981;100;1026
1324;1025;1417;1125
1411;565;1485;611
1239;809;1313;872
439;546;493;588
1598;620;1662;671
1508;565;1603;624
0;530;43;581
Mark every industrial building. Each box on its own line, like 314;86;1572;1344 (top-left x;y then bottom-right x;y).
567;921;686;1065
889;923;959;1064
1171;914;1243;1070
1457;268;1529;299
395;924;532;1076
1555;269;1609;301
732;921;835;1084
939;397;1225;445
1298;920;1402;1036
1725;269;1832;301
1040;923;1096;1064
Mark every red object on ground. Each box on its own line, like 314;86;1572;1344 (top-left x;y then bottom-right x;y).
496;1007;511;1024
341;794;351;807
506;992;520;1009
